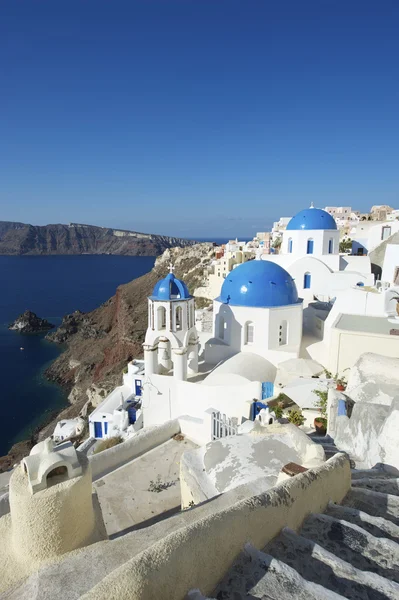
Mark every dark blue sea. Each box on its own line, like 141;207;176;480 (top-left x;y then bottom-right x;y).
0;255;155;456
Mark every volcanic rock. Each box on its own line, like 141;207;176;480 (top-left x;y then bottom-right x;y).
8;310;55;333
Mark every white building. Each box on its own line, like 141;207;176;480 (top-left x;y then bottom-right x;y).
324;206;352;219
140;260;307;442
88;360;145;440
205;260;303;365
261;205;374;302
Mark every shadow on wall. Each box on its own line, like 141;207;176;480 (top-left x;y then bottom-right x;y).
214;304;242;347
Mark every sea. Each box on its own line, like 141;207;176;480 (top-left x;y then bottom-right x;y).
0;255;156;456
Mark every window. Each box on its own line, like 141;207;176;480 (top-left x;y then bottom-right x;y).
218;316;225;340
288;238;293;253
304;272;311;289
279;321;288;345
176;306;182;330
382;226;391;240
245;322;254;345
307;239;314;254
328;239;333;254
157;306;166;329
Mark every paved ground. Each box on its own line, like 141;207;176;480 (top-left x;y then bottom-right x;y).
93;436;197;537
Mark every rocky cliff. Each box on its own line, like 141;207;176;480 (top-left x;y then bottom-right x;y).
44;242;213;415
0;221;195;256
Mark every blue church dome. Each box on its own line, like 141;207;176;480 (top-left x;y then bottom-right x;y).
150;272;191;301
218;260;299;308
287;207;337;231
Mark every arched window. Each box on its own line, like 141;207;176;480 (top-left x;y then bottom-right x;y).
304;272;311;289
218;316;225;340
307;238;314;254
46;465;68;488
175;306;183;331
328;239;333;254
157;306;166;329
288;238;293;253
245;321;254;345
279;321;288;345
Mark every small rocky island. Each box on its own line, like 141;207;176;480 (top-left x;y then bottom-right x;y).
8;310;55;333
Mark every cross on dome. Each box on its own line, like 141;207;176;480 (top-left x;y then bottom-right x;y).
169;263;175;274
310;202;314;208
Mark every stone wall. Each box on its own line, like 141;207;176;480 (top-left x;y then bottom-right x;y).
80;453;350;600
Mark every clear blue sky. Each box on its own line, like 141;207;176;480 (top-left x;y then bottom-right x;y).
1;1;398;238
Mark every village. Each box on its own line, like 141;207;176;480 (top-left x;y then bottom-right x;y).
1;204;399;599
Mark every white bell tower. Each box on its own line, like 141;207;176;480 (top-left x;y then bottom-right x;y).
143;265;199;381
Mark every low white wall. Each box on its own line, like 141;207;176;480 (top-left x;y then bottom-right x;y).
328;328;399;373
143;375;260;428
178;415;209;446
81;453;350;600
89;420;181;480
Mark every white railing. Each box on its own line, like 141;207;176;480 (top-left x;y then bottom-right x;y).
211;411;238;440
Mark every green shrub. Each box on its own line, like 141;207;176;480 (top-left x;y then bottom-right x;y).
93;436;123;454
273;405;284;419
313;389;328;420
288;408;305;426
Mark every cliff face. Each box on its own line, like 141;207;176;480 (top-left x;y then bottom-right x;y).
0;221;195;256
45;243;214;408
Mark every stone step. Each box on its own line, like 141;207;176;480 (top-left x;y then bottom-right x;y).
212;543;346;600
352;478;399;496
307;434;335;445
300;512;399;583
351;469;399;481
343;487;399;525
326;501;399;544
264;527;399;599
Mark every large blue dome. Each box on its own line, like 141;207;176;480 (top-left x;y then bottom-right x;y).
218;260;299;308
150;273;191;301
287;207;337;231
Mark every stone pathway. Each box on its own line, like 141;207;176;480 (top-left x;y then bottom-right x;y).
209;468;399;599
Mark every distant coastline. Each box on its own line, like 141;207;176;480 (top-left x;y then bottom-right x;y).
0;220;196;256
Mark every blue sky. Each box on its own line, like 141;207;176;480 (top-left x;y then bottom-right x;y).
1;0;398;238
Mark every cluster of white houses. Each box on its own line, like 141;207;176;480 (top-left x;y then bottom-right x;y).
88;205;399;442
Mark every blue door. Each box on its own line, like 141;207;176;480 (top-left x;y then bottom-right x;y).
304;273;311;289
262;381;274;400
251;401;267;421
94;421;103;438
135;379;142;396
307;239;314;254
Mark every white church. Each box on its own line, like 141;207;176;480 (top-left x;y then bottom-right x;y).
262;204;374;302
89;206;399;443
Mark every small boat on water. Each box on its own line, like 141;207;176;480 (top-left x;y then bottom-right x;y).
20;347;24;351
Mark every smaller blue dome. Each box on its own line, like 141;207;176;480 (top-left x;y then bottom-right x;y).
287;207;337;231
218;260;299;308
150;273;191;301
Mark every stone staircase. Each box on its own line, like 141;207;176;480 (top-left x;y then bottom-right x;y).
203;466;399;599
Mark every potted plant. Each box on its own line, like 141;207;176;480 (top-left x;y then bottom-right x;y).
336;377;347;391
313;389;328;435
287;408;305;427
